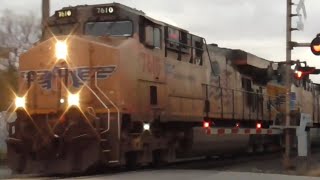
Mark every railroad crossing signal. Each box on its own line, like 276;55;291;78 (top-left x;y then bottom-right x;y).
310;34;320;56
294;65;320;80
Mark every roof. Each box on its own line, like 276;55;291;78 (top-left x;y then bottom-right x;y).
229;49;273;69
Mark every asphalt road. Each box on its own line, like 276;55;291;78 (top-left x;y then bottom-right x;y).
40;170;320;180
2;152;320;179
5;169;320;180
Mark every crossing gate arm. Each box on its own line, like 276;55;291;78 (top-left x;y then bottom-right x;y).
203;127;282;135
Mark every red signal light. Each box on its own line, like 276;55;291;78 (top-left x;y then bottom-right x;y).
203;121;210;128
310;35;320;56
295;70;303;79
312;45;320;52
256;123;262;129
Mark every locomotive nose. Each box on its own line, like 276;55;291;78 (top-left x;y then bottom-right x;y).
17;35;119;114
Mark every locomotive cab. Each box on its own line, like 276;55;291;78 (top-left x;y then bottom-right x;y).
44;4;136;38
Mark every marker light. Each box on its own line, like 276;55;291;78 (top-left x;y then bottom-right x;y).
68;93;80;107
55;41;68;60
203;121;210;128
256;123;262;129
143;123;150;131
60;98;65;104
15;97;26;109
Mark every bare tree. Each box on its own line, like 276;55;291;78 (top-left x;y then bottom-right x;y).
0;10;40;110
0;9;41;68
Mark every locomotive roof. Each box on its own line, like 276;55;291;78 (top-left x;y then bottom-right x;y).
57;2;189;33
68;2;146;16
55;3;275;70
208;44;274;69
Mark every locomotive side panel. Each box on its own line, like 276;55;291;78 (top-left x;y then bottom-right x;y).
205;47;274;123
166;59;206;121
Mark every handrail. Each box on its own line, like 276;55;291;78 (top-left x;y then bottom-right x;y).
202;83;282;99
92;72;109;134
73;71;111;134
94;72;121;140
202;83;286;121
166;39;204;51
203;38;216;77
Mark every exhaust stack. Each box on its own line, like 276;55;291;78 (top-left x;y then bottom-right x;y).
42;0;50;34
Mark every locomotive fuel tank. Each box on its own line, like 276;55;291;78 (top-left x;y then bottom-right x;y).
183;128;250;157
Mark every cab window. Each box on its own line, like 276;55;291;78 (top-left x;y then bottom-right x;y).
168;27;179;42
85;21;133;36
153;28;161;48
166;26;203;65
144;25;161;49
44;23;77;39
191;35;204;65
166;27;180;51
166;27;189;53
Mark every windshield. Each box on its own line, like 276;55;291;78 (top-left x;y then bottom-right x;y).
84;21;133;37
45;23;77;37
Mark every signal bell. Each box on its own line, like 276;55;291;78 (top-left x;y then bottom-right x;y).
310;34;320;56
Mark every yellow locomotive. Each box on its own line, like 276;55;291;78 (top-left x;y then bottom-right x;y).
5;3;320;174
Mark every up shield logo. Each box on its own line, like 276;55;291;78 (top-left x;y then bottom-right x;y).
20;65;117;90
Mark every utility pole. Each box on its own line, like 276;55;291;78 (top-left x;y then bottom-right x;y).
284;0;310;169
42;0;50;35
284;0;292;168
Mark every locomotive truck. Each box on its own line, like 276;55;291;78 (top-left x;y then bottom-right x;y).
5;3;320;174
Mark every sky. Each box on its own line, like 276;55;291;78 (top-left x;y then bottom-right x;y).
1;0;320;82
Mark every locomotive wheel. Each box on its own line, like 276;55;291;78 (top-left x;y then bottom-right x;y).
125;151;139;170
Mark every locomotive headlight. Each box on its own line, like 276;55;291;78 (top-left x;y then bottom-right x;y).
55;41;68;60
143;123;150;131
68;93;80;107
15;97;26;109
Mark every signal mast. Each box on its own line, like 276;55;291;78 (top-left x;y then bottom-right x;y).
284;0;310;169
